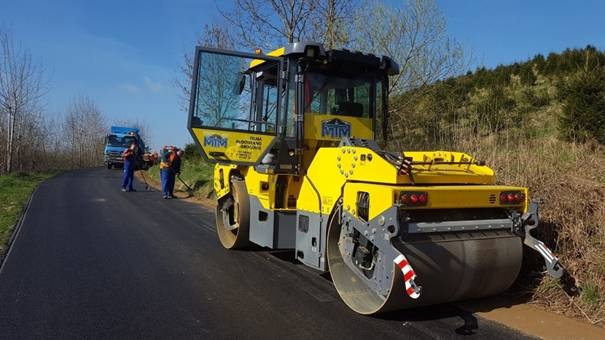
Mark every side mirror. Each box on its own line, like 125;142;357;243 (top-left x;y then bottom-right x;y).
236;73;246;95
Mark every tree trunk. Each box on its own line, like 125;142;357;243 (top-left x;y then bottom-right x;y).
6;110;14;173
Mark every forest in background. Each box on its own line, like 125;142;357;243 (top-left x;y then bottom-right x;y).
0;29;108;173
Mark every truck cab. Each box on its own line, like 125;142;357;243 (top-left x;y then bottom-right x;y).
103;126;146;169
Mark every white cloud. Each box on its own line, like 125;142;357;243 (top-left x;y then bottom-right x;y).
116;77;162;95
144;77;162;93
117;83;142;95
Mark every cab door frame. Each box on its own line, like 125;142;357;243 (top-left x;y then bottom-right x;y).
187;46;284;166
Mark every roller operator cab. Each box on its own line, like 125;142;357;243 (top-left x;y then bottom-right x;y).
187;43;564;315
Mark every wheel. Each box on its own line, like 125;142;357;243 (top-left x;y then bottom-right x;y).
106;163;112;169
326;203;392;314
215;178;251;249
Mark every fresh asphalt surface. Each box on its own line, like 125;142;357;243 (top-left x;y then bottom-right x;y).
0;168;531;339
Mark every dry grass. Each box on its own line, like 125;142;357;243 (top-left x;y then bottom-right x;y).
446;131;605;325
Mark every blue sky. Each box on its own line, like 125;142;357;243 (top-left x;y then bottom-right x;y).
438;0;605;68
1;0;604;149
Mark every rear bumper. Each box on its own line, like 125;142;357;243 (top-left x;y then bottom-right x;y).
407;217;513;234
343;183;528;222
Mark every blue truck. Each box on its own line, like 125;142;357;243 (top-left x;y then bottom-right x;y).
103;126;148;170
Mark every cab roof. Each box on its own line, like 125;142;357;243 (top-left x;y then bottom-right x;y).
250;42;399;75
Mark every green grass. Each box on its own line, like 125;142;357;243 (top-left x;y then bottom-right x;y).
581;281;601;308
146;155;214;198
0;172;54;256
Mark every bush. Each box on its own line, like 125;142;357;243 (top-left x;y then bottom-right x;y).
183;143;202;159
559;68;605;144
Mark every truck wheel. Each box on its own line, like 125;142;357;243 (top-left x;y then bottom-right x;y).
215;178;251;249
107;163;112;170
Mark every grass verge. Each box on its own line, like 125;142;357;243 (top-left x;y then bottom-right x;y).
144;156;214;199
0;172;55;258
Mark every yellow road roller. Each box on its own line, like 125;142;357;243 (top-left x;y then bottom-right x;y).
187;43;563;314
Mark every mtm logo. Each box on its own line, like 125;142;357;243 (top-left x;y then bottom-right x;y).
204;134;228;148
321;118;351;138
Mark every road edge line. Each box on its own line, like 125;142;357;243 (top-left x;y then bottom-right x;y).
0;184;39;274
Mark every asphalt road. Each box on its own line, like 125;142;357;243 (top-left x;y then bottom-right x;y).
0;168;530;339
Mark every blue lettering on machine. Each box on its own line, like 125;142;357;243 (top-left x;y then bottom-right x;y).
204;134;228;148
321;118;351;138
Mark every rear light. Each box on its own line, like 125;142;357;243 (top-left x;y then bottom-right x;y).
399;191;428;206
499;191;525;204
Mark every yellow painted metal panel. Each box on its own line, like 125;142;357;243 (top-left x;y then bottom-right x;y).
213;164;239;199
249;47;286;68
304;114;373;141
192;127;274;164
298;145;514;217
342;182;528;221
243;168;276;209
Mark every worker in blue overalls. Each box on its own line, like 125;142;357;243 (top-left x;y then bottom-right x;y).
160;146;176;199
121;142;138;192
168;149;183;198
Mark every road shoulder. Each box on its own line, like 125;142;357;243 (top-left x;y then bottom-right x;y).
458;296;605;340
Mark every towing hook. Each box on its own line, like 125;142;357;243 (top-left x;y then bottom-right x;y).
521;200;565;279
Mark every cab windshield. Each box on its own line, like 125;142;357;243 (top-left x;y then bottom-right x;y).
304;69;376;118
107;135;136;148
190;51;279;134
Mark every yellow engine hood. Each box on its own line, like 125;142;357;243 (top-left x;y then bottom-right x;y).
404;150;495;185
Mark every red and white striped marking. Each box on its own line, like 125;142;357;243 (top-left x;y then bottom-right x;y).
394;254;421;299
535;240;558;264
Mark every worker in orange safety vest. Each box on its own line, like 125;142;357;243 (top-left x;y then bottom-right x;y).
160;146;177;199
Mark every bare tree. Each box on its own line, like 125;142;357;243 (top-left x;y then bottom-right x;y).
63;95;106;168
352;0;465;96
179;0;357;112
177;24;235;112
350;0;467;150
0;29;44;173
308;0;356;49
221;0;317;50
219;0;359;50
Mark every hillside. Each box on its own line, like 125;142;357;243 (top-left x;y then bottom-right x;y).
389;45;605;149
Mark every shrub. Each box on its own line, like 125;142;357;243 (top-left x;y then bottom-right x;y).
183;143;202;159
559;68;605;144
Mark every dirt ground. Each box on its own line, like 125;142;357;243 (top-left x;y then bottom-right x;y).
458;296;605;339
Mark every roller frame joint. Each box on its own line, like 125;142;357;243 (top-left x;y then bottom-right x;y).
339;207;421;299
521;200;564;279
